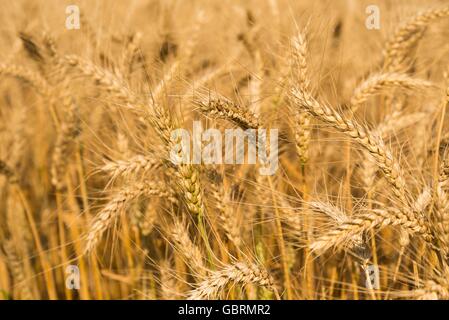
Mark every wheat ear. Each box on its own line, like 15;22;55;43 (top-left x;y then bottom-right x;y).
0;64;50;96
309;201;364;251
187;262;278;300
290;87;410;206
149;102;206;217
290;88;432;247
360;110;424;192
350;73;434;110
310;207;432;253
171;219;207;275
101;155;162;180
209;173;241;248
63;54;137;107
50;94;80;190
383;6;449;72
435;157;449;250
3;240;34;300
413;280;449;300
84;181;170;254
290;32;311;164
194;94;260;129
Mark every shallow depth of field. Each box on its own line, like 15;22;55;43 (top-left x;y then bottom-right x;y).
1;0;449;300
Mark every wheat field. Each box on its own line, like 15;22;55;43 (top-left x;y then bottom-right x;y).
1;0;449;300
